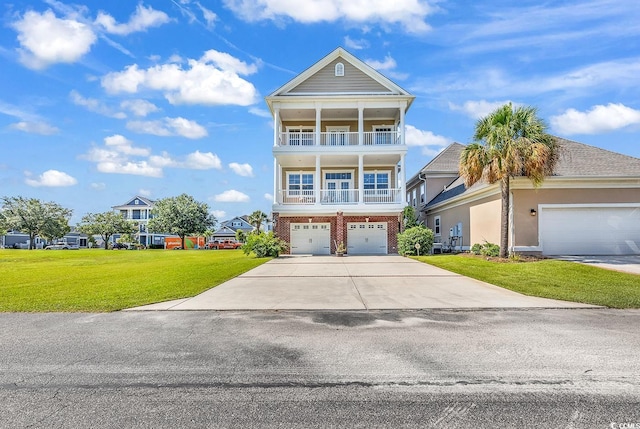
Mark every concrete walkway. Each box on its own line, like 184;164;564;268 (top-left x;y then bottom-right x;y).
554;255;640;275
128;255;597;311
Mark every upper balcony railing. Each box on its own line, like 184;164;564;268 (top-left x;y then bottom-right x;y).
277;131;400;147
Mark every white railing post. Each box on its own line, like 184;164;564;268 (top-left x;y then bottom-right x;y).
358;105;364;145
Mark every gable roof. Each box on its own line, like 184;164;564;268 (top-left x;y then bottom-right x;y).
112;195;155;209
422;143;465;174
425;138;640;208
266;47;414;104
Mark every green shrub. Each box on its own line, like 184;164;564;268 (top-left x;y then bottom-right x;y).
242;231;288;257
471;241;500;257
397;226;434;256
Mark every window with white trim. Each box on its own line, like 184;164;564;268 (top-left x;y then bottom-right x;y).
434;216;441;236
287;172;314;196
286;126;315;146
364;172;389;192
335;62;344;76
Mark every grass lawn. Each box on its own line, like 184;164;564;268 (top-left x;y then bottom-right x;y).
0;249;269;312
415;254;640;309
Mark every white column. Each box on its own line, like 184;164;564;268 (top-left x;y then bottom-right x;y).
315;155;321;205
399;103;405;145
273;108;280;147
358;105;364;145
315;104;321;146
400;154;406;204
273;158;278;204
358;154;364;204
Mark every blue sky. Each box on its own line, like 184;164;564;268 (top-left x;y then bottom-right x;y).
1;0;639;224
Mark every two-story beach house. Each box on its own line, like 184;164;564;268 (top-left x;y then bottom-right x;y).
267;48;414;255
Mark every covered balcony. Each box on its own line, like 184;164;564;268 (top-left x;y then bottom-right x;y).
277;188;402;205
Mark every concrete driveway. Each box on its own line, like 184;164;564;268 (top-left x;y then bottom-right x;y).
129;255;596;311
553;255;640;275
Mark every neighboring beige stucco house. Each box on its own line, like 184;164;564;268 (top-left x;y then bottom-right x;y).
414;138;640;256
267;47;414;254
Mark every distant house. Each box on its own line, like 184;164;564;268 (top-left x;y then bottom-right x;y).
211;216;254;241
412;138;640;256
111;196;173;247
1;230;88;249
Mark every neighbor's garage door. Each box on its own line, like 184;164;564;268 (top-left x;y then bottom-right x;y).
539;205;640;255
290;223;331;255
347;222;387;254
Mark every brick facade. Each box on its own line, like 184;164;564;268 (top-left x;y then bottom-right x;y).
273;211;401;254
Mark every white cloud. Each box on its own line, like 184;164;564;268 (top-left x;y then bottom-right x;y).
9;121;59;135
94;4;170;35
550;103;640;135
448;100;513;119
186;151;222;169
97;160;163;177
104;134;150;156
211;209;226;219
223;0;434;33
101;50;259;106
214;189;250;202
249;107;271;118
90;182;106;190
25;169;77;187
229;162;254;177
264;193;273;201
138;188;152;197
120;99;159;117
70;90;126;118
405;124;451;156
126;117;208;139
197;2;218;27
344;36;369;50
11;10;96;69
365;54;408;80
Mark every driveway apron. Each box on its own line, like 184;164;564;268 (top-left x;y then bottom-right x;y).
128;255;597;311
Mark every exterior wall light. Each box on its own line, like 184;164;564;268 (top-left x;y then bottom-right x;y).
530;209;537;216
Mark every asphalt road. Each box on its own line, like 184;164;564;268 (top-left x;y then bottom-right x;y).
2;309;640;428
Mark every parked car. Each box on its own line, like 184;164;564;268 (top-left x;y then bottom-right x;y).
208;240;242;250
111;242;129;250
45;242;78;250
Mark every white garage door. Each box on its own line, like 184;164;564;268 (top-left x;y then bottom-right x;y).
290;223;331;255
347;222;387;255
540;205;640;255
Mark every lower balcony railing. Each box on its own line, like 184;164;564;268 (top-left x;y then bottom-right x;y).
277;189;401;205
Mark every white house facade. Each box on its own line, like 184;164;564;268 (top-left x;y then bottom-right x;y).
267;48;414;254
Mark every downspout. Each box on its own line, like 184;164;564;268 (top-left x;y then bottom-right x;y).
418;171;427;225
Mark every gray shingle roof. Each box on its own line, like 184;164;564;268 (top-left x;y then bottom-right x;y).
425;138;640;208
421;142;465;174
554;137;640;176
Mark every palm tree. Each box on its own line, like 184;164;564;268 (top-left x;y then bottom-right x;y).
459;103;558;258
248;210;268;233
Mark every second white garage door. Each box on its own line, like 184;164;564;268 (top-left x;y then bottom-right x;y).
347;222;387;255
539;205;640;255
290;223;331;255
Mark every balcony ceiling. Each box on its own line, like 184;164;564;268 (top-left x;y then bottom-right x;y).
279;107;398;121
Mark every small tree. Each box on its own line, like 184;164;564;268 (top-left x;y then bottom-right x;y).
402;206;419;229
1;196;72;249
148;194;216;250
77;211;136;250
235;229;247;243
397;226;434;256
247;210;268;233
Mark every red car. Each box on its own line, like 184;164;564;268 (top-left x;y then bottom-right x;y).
208;240;242;250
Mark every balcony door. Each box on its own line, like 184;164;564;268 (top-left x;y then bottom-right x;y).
324;172;353;203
